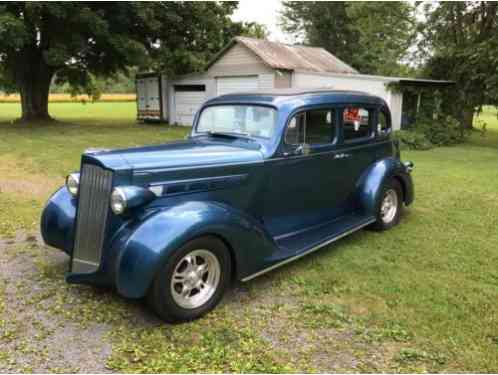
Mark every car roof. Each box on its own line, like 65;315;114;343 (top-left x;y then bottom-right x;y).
204;88;387;108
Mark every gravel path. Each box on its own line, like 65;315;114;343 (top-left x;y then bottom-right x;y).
0;234;113;373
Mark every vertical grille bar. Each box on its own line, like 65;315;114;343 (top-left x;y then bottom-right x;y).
72;164;113;274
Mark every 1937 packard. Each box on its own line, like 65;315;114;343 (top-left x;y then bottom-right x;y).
41;89;414;322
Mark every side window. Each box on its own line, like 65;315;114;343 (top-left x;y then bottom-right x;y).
343;107;372;142
307;109;335;145
285;113;305;145
378;109;391;135
285;109;336;145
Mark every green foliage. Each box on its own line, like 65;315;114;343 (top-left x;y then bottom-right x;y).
419;2;498;127
394;130;433;151
279;1;416;75
418;115;469;146
395;115;469;150
0;2;264;119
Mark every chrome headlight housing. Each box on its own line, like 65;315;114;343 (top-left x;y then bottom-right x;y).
66;173;80;196
110;187;127;215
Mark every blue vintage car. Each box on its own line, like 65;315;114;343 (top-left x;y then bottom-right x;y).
41;89;414;322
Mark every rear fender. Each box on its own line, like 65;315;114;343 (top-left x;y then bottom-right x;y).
357;157;414;216
113;201;277;298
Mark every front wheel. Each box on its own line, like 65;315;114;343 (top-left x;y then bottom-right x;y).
370;178;403;231
147;236;231;323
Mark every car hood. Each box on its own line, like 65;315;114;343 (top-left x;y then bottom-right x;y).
82;139;264;171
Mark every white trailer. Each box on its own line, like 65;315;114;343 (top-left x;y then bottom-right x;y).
136;73;166;122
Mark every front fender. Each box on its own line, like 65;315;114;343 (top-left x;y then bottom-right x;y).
357;157;414;216
113;201;277;299
40;186;76;255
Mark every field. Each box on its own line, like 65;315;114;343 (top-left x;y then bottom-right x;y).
0;102;497;372
0;93;136;103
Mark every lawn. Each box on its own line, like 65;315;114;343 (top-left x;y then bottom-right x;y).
0;102;497;372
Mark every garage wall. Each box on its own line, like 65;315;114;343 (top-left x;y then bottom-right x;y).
292;71;402;130
207;44;273;77
216;76;259;96
259;74;275;90
167;74;214;125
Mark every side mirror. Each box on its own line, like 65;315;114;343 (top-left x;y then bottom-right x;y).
294;144;310;156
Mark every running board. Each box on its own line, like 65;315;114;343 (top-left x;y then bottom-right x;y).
241;217;375;282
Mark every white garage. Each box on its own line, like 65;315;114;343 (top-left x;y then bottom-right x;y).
137;36;453;129
174;85;206;125
216;76;258;96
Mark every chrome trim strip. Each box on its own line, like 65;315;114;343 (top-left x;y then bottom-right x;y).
241;219;375;282
147;174;248;187
134;160;263;176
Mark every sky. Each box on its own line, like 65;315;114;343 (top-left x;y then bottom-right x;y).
231;0;293;43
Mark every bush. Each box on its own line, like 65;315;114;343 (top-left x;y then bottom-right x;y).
395;115;468;150
394;130;433;150
418;115;468;146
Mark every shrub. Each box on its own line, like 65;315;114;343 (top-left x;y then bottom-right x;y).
395;115;468;150
418;115;468;146
394;130;433;150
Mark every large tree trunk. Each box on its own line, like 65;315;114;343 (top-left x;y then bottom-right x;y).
461;108;475;129
17;58;54;122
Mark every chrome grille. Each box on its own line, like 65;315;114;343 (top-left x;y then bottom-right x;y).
71;164;113;274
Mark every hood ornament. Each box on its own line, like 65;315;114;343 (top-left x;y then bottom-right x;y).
84;147;110;155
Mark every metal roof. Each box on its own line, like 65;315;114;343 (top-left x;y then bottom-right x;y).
206;37;359;75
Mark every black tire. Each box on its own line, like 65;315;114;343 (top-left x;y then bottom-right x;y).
147;235;231;323
370;178;403;231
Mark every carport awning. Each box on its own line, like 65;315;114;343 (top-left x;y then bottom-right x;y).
397;78;455;88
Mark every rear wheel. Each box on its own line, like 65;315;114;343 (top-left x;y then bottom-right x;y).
148;236;231;323
371;178;403;231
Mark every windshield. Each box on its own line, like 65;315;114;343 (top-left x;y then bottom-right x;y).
196;105;277;139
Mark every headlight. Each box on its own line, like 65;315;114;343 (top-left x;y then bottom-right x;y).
66;173;80;196
110;187;127;214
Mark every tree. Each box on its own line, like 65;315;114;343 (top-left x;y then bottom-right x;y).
279;1;415;76
419;2;498;128
0;2;256;122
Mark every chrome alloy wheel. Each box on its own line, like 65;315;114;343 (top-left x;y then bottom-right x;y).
170;249;221;309
380;189;398;224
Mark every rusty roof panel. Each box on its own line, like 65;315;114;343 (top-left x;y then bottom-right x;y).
234;37;358;74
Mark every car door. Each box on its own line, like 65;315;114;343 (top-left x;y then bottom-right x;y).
334;105;377;212
262;107;351;238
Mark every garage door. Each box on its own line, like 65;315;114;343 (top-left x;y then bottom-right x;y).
216;76;259;96
174;85;206;126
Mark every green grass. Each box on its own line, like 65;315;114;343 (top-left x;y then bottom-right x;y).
0;102;497;372
0;102;189;237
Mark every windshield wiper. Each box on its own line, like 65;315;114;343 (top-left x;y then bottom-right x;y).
207;131;251;139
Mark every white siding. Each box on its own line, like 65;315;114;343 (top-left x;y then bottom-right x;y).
207;44;272;77
168;74;214;125
259;74;274;90
292;71;402;130
174;91;206;126
216;76;259;95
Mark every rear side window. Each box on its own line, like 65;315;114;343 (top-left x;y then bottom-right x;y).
285;109;336;145
343;107;372;142
378;110;391;135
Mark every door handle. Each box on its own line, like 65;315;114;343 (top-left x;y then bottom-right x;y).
334;153;351;159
